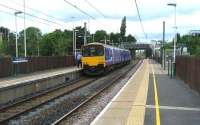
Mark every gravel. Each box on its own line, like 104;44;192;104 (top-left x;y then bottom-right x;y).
57;61;141;125
8;61;140;125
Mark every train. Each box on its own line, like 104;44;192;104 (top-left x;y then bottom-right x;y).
81;42;131;75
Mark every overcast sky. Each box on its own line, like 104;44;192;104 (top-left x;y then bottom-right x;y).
0;0;200;42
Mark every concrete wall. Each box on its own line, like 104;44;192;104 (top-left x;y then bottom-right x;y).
0;70;81;106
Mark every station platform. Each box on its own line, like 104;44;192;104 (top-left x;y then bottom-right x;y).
0;67;81;106
91;59;200;125
0;67;81;89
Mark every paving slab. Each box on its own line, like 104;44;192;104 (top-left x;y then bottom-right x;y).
91;60;150;125
144;60;200;125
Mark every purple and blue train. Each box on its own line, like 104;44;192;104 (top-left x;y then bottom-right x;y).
81;43;131;75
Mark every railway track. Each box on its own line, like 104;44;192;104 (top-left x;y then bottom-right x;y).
0;77;97;124
52;61;142;125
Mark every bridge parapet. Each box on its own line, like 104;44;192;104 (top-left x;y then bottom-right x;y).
120;42;152;50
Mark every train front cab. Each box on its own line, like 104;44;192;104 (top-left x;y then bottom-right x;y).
81;44;106;75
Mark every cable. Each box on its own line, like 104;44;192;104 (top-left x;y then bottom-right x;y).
7;0;69;24
134;0;147;39
0;9;14;17
63;0;115;32
63;0;96;20
84;0;106;18
0;3;67;27
0;9;51;26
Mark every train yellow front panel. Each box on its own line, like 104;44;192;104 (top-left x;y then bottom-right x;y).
82;56;105;66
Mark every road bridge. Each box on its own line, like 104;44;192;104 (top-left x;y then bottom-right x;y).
120;42;154;58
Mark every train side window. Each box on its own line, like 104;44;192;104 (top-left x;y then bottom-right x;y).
105;48;111;60
97;47;104;56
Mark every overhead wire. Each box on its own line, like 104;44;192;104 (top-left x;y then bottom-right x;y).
84;0;107;18
0;9;51;26
63;0;96;20
7;0;70;24
134;0;147;39
1;0;127;34
63;0;116;32
0;3;67;27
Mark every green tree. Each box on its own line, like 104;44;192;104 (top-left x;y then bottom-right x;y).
176;33;181;44
187;36;200;55
176;34;200;56
110;32;121;45
163;41;173;49
8;33;17;57
64;29;73;54
120;16;126;42
94;30;107;43
127;34;136;43
75;26;90;48
194;46;200;56
40;29;72;56
39;33;54;56
19;27;42;56
0;39;4;56
0;27;10;56
180;35;189;45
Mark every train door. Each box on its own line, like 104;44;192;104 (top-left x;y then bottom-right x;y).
105;47;112;66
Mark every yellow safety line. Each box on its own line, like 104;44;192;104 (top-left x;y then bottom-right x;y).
151;64;161;125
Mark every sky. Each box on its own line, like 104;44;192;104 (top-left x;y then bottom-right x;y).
0;0;200;43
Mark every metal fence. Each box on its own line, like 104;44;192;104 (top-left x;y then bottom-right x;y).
0;56;75;78
0;57;12;77
176;56;200;93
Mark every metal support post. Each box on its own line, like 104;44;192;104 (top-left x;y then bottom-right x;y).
173;62;176;78
15;14;18;58
168;60;169;76
162;21;165;68
73;29;75;56
164;48;166;70
171;57;173;78
167;3;177;76
84;22;87;45
24;0;27;57
75;31;77;57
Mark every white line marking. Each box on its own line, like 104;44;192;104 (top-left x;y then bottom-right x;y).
90;61;144;125
146;105;200;111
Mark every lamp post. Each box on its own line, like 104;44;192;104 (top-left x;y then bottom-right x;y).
24;0;27;57
92;34;95;43
71;16;77;57
84;22;87;45
167;3;177;62
73;29;74;56
14;11;23;58
73;29;79;57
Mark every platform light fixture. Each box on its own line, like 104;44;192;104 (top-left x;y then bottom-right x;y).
167;3;177;62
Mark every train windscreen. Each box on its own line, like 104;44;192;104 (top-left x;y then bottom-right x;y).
82;45;104;57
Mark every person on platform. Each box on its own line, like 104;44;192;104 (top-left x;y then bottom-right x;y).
76;54;82;68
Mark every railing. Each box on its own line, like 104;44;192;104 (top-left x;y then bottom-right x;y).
0;56;75;78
